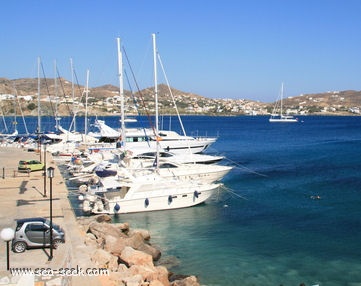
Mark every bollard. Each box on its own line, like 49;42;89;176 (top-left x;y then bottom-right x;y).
2;167;4;179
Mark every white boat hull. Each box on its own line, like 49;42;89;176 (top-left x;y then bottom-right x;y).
81;183;221;214
269;118;298;123
127;164;232;184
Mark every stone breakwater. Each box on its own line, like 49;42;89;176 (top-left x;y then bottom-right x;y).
78;214;200;286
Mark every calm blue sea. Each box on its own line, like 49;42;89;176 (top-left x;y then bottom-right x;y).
7;115;361;285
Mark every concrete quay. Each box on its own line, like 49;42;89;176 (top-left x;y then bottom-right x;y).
0;146;102;286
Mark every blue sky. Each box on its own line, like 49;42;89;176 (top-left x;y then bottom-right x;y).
2;0;361;102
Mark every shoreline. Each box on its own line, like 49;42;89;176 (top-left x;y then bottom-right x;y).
0;146;200;286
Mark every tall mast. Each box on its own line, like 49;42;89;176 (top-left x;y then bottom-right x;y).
117;37;126;147
152;33;160;168
280;82;284;116
37;57;41;134
152;33;159;135
70;58;76;132
84;69;89;140
13;93;17;134
54;60;60;131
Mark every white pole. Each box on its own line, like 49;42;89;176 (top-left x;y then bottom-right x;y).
85;69;89;139
280;82;284;116
37;57;41;134
70;58;76;132
152;33;159;135
117;37;126;147
54;60;59;131
152;33;159;168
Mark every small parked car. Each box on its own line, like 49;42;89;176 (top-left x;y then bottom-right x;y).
12;217;65;253
18;160;45;172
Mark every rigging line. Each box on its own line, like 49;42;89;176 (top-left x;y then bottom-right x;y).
157;53;187;137
73;68;85;104
122;46;158;138
221;185;248;201
56;67;74;118
223;157;268;177
39;61;56;119
68;67;84;132
13;83;29;135
0;92;9;133
123;70;140;114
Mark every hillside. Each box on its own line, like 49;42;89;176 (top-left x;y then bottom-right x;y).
0;77;360;116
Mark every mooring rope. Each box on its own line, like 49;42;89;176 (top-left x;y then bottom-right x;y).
220;185;249;201
222;156;268;177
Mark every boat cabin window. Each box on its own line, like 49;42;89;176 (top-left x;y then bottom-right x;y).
159;163;177;168
159;152;172;158
126;136;149;142
105;186;130;199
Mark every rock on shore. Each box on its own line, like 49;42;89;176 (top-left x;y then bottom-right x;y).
78;214;200;286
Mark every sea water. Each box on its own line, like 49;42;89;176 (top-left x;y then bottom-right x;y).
114;116;361;286
9;115;361;285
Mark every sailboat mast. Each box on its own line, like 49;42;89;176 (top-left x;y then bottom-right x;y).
70;58;76;132
152;33;159;135
152;33;160;168
117;37;126;147
280;82;284;116
13;94;17;134
37;57;41;134
54;60;60;132
85;69;89;139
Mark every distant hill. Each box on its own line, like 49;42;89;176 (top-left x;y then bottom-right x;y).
0;77;360;116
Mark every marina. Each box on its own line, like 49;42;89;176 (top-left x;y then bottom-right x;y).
1;115;361;285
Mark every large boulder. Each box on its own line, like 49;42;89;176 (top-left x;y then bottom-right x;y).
114;222;130;233
129;264;169;286
91;248;119;271
95;214;112;223
109;270;143;286
129;228;151;240
170;276;200;286
102;230;161;261
88;222;127;239
84;232;98;248
104;235;127;256
126;232;161;261
120;246;154;267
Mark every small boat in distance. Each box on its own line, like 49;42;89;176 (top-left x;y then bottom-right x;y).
269;83;298;123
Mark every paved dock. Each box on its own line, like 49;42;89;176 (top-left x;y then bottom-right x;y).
0;147;102;285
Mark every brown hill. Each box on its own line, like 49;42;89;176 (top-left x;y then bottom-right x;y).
0;77;360;116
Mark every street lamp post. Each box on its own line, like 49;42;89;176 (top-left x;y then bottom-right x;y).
47;166;54;261
43;143;47;197
1;227;15;271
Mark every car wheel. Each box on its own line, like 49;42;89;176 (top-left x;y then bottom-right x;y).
52;239;63;249
13;241;27;253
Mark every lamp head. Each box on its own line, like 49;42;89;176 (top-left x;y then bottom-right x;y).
1;228;15;242
47;166;55;178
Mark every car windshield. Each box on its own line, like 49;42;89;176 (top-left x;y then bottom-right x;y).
45;219;61;231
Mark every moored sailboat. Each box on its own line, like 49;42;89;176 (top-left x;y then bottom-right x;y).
269;83;298;123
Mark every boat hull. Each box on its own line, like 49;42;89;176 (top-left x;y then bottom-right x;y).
82;183;221;214
269;117;298;123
